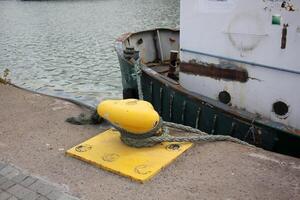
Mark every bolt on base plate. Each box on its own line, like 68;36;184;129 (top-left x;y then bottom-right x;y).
66;129;193;183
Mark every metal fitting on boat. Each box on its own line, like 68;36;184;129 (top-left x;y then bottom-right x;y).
281;24;288;49
123;47;135;60
123;46;139;60
167;50;179;80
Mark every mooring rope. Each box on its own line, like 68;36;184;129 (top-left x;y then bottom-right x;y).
6;83;104;125
134;58;144;100
9;83;95;110
112;60;254;148
113;119;253;148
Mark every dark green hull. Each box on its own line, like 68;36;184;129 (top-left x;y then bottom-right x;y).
116;56;300;158
115;29;300;158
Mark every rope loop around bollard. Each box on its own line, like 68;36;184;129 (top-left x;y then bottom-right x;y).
111;119;254;148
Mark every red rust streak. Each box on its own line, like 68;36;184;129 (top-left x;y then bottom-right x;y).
116;32;132;42
180;62;248;82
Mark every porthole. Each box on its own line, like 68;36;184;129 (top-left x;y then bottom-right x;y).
218;91;231;104
137;38;143;45
273;101;289;117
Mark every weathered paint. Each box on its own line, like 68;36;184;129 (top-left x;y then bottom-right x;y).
181;0;300;70
180;62;248;82
67;129;193;183
116;32;132;42
114;28;300;157
180;0;300;130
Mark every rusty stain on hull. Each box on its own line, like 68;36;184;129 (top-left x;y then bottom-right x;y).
116;32;132;42
180;61;249;82
140;63;300;138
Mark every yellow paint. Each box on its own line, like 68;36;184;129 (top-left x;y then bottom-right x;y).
66;129;193;183
97;99;160;134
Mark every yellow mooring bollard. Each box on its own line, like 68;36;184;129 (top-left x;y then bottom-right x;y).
97;99;160;134
66;99;193;183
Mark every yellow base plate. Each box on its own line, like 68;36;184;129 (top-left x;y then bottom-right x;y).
66;129;193;183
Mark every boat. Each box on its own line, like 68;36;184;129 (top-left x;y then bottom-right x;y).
114;0;300;157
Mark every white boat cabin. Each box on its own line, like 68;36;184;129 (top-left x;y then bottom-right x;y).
180;0;300;130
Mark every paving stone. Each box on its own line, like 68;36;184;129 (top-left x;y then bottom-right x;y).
6;184;33;199
0;191;11;200
4;169;19;180
7;196;18;200
0;166;15;176
29;180;54;196
0;163;6;171
47;190;63;200
0;177;8;185
11;173;28;183
57;194;79;200
36;196;49;200
0;180;15;190
0;163;78;200
20;176;37;187
22;190;40;200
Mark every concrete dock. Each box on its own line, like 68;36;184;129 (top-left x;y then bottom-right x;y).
0;84;299;200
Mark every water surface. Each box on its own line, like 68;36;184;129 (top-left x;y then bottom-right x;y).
0;0;179;106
